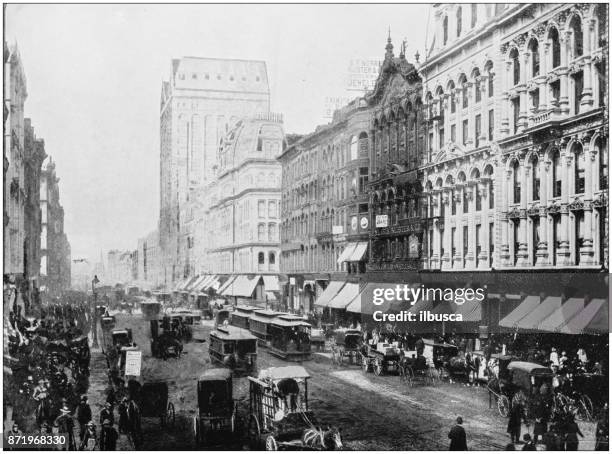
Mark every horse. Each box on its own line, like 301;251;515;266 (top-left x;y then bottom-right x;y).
302;426;343;450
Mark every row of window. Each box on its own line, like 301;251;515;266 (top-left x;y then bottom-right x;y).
441;4;508;47
178;73;262;82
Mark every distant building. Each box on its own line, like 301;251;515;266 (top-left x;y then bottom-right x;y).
137;229;161;289
159;57;271;288
106;250;133;286
4;42;27;280
40;157;71;296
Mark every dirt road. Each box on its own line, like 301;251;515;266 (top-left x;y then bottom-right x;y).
101;313;597;451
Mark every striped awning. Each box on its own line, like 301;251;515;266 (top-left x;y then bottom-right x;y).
328;283;361;310
558;299;608;335
537;298;585;332
314;281;345;307
499;295;541;329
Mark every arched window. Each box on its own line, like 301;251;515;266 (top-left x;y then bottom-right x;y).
512;160;521;204
531;156;540;201
456;7;462;37
258;252;265;264
443;16;448;45
451;188;457;215
549;27;561;68
268;252;276;265
463;187;469;213
474;69;481;103
552;150;562;198
529;39;539;77
449;81;456;113
569;16;583;58
258;223;265;241
597;136;608;189
471;4;477;28
510;48;520;86
459;75;468;109
574;143;585;194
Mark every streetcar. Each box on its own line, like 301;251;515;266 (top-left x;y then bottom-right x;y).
209;325;258;373
248;310;284;345
268;316;312;361
230;305;259;330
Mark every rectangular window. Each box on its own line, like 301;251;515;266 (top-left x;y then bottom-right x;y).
488;109;494;141
268;201;277;218
440;227;445;258
439;127;445;150
451;227;456;258
512;98;520;134
475;114;481;148
489;222;495;266
551;80;561;106
359;167;369;194
489;181;495;209
488;73;494;98
429;228;434;259
258;200;265;218
475;80;481;103
575;212;584;265
451;190;457;215
463;189;469;213
429;132;434;152
532;89;540;111
476;224;482;258
533;217;540;265
513;221;520;265
462;119;468;145
471;4;477;28
463;226;469;258
573;71;583;115
451;124;456;143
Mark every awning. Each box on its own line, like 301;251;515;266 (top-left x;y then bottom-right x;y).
514;296;563;331
336;243;358;264
428;297;482;322
328;283;360;310
559;299;608;335
197;275;214;291
262;275;280;292
174;277;188;292
537;298;585;332
181;276;200;291
314;281;345;307
217;276;237;295
221;275;261;297
186;275;206;292
348;242;368;261
499;295;541;329
346;282;405;314
265;291;279;301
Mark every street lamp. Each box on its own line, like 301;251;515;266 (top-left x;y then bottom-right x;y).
91;275;100;348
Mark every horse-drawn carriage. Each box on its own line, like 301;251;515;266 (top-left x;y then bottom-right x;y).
487;359;554;419
111;328;133;349
127;380;176;447
150;317;183;359
209;325;258;373
553;373;600;422
331;329;362;366
247;366;342;451
100;315;116;331
421;340;475;382
361;342;402;376
193;369;237;447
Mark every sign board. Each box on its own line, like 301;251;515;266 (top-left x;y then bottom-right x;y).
360;216;369;230
289;277;296;286
375;215;388;228
408;234;420;258
124;350;142;377
323;96;351;119
351;216;358;232
346;58;383;92
332;225;344;235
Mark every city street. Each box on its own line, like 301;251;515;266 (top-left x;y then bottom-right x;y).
95;312;597;451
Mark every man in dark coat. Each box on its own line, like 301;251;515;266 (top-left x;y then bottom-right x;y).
99;402;114;427
76;395;92;441
507;403;523;444
448;416;467;450
99;419;118;451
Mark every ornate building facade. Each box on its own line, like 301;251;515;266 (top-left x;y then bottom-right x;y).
158;57;271;287
279;98;371;312
420;3;608;273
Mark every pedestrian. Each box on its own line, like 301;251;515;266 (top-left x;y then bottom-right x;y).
577;346;587;364
99;402;114;427
118;398;129;434
521;434;536;451
564;415;584;451
542;424;561;451
549;347;559;367
99;419;118;451
76;396;92;441
78;421;97;451
54;405;76;450
448;416;467;450
507;403;522;444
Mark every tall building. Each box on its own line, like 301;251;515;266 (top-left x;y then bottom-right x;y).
4;42;27;280
279;97;371;313
420;3;608;273
23;119;47;292
159;57;271;288
40;157;71;296
137;229;161;289
197;113;285;275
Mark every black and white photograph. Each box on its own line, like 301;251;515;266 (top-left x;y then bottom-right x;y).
2;2;609;451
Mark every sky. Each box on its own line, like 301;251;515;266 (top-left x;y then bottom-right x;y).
5;3;430;262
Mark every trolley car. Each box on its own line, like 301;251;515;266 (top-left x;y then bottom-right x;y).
209;325;258;373
230;305;259;330
248;310;284;346
268;316;312;361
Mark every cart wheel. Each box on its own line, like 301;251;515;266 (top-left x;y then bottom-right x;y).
247;415;261;449
578;395;594;421
361;355;370;373
374;358;384;376
265;435;278;451
498;395;510;417
167;402;175;428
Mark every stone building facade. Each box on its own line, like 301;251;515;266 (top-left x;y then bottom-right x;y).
40;157;71;296
196;113;284;276
136;229;162;289
23;119;47;291
158;57;271;288
4;43;27;279
279;98;371;312
420;3;608;273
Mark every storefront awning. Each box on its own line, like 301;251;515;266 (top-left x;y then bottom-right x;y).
314;281;345;307
428;297;482;322
348;242;368;262
262;275;280;292
499;295;541;329
537;298;585;332
181;276;200;291
265;291;279;301
558;299;608;335
217;275;237;295
346;282;407;314
197;275;214;291
174;278;188;292
221;275;261;297
514;296;563;331
336;243;358;264
186;275;206;292
328;283;360;310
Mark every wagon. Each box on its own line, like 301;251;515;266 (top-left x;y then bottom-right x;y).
127;380;176;446
193;368;237;447
487;358;553;419
247;366;343;450
331;329;362;366
422;340;467;381
111;328;133;348
361;343;402;376
398;352;436;387
209;325;258;373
